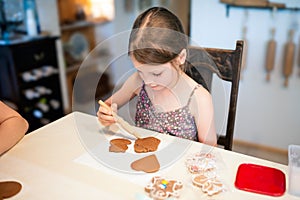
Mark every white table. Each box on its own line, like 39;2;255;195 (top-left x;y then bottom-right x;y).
0;112;299;200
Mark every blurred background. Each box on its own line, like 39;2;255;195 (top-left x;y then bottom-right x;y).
1;0;300;164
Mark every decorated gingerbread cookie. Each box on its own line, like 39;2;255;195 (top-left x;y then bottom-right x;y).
145;176;183;200
202;179;224;196
185;152;216;173
192;172;225;196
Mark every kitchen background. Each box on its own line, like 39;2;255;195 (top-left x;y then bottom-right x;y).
1;0;300;155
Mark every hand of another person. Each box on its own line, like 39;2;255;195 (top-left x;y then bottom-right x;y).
97;103;117;126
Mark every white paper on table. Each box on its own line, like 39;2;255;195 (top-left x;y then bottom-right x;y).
73;120;193;187
74;152;168;186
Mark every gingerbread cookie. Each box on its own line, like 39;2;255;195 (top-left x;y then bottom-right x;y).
185;152;216;173
145;176;183;200
109;138;132;153
0;181;22;199
202;179;224;196
131;154;160;173
192;172;225;196
134;137;160;153
192;173;211;186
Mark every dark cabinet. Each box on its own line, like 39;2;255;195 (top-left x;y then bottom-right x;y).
0;36;64;132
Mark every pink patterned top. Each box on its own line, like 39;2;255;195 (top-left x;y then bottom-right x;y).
135;84;199;141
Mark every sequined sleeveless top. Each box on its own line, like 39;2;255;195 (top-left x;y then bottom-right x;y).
135;84;199;141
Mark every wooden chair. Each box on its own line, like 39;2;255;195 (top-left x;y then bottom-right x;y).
186;40;244;150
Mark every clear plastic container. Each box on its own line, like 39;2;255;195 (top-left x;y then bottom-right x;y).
288;144;300;197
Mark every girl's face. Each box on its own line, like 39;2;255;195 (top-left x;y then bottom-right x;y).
131;56;179;91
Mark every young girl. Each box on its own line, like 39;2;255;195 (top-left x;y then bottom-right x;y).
97;7;217;146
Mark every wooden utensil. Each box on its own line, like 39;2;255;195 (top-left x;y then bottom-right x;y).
283;29;296;87
240;10;249;80
298;36;300;76
98;100;141;138
241;26;248;80
265;28;277;81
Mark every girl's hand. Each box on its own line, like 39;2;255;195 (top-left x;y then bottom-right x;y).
97;103;117;126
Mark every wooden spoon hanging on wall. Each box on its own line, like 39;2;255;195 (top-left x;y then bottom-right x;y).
283;29;296;87
241;26;248;80
265;7;277;82
240;10;249;80
298;36;300;76
265;28;276;81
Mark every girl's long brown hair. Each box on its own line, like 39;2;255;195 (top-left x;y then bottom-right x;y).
128;7;188;71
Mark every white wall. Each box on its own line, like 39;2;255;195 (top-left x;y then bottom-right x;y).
103;0;137;86
191;0;300;149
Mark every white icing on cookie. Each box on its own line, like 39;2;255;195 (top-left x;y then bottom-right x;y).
145;176;183;200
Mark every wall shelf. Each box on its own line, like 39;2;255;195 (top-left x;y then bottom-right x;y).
220;0;300;17
0;37;65;131
60;18;110;31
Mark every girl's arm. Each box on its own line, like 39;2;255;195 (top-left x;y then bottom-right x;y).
0;101;29;155
97;72;142;126
191;87;217;146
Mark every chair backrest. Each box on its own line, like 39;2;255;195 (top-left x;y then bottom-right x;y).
186;40;244;150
